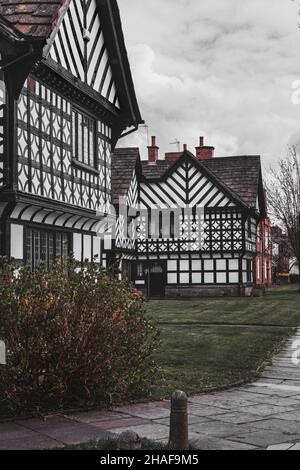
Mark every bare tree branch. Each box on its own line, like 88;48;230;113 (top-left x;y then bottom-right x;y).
266;146;300;276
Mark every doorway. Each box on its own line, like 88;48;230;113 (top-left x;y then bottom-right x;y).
148;262;166;297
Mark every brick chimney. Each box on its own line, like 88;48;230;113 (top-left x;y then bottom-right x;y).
195;136;215;159
148;136;159;163
165;144;188;161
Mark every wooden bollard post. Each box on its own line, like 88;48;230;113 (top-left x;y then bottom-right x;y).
169;390;189;450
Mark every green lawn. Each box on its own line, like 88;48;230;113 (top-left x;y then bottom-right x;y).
147;285;300;398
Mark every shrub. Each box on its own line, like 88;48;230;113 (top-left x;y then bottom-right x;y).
0;258;159;416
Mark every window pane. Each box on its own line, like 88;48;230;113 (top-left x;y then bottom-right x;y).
77;114;82;163
137;263;143;277
34;231;40;267
49;233;54;267
192;260;201;271
168;260;177;271
72;112;76;158
83;116;89;165
24;228;69;270
26;230;33;267
192;273;201;284
72;110;96;168
41;232;48;266
168;273;177;284
55;233;62;260
62;233;69;262
89;121;94;167
180;273;189;284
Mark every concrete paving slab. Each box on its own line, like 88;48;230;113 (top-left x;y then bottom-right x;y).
65;410;131;423
229;430;300;448
16;416;112;446
0;434;64;450
189;421;261;439
153;415;210;426
114;403;170;420
109;423;169;440
212;411;267;425
289;443;300;450
189;434;259;450
249;418;300;434
270;411;300;422
187;403;229;417
91;417;150;431
267;443;294;451
238;403;298;417
3;327;300;450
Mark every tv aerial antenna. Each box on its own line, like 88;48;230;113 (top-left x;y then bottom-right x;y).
169;139;180;151
140;123;150;146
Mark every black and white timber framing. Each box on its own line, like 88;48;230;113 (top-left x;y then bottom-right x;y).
0;0;142;268
111;147;268;298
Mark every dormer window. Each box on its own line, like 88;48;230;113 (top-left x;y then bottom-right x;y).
72;108;97;170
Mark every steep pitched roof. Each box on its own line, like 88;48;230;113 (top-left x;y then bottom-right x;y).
137;153;263;210
0;0;142;126
201;155;262;208
111;148;140;205
0;0;65;38
142;160;173;179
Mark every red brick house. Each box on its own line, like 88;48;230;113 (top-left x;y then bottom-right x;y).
255;218;272;286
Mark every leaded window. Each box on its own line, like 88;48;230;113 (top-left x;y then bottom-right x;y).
25;228;70;270
72;108;96;168
247;259;253;283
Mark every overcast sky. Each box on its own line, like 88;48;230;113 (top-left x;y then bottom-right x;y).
117;0;300;170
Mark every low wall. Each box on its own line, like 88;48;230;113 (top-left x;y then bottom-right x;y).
165;284;253;298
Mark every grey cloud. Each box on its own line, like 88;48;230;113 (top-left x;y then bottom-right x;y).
118;0;300;168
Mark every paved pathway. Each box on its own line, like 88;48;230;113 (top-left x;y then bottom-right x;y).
1;329;300;450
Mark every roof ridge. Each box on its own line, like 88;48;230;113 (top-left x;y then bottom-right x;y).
0;0;65;38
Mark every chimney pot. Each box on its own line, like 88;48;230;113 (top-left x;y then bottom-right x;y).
183;144;187;152
196;136;215;159
148;135;159;163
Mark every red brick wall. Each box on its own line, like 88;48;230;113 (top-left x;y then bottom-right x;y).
254;217;272;286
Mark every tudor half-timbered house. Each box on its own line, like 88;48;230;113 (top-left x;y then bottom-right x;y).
112;137;271;297
0;0;142;267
